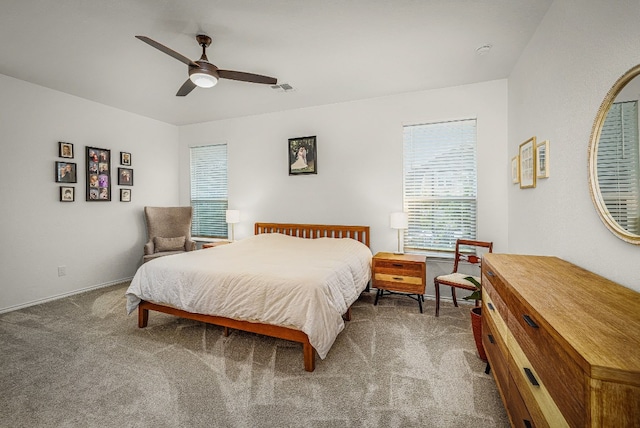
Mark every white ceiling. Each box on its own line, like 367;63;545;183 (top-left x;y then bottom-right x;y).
0;0;552;126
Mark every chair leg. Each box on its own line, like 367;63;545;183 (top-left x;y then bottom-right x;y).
452;287;458;307
435;279;440;317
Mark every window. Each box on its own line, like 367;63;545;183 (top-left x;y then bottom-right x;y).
190;144;228;238
598;101;640;234
403;119;477;253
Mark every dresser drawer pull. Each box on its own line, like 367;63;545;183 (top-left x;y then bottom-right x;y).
487;302;495;311
523;314;539;329
392;277;403;281
486;270;495;277
524;420;533;428
392;263;403;267
524;367;540;386
487;334;495;344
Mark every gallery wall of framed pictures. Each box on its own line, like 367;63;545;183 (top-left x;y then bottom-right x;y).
54;141;134;203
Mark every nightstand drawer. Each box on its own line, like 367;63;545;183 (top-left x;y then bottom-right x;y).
374;273;423;285
373;260;424;276
373;277;425;294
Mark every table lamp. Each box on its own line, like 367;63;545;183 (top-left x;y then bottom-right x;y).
389;212;408;254
225;210;240;241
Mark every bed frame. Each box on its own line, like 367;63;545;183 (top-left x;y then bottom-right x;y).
137;222;371;372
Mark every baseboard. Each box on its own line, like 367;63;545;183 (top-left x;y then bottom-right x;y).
0;277;133;314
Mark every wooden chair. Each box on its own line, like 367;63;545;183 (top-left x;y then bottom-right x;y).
434;239;493;317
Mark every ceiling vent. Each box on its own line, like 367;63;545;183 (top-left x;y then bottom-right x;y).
270;83;294;92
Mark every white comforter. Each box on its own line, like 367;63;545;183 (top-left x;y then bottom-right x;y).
126;233;372;359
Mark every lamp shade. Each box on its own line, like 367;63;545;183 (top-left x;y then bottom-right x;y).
190;72;218;88
389;212;408;229
225;210;240;224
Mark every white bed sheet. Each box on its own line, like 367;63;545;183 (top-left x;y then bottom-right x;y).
126;233;372;359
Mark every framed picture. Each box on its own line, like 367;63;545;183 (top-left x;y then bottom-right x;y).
120;151;131;166
288;136;317;175
60;186;74;202
59;142;74;158
118;167;134;185
511;155;520;184
120;188;131;202
86;146;111;201
519;137;537;189
55;161;77;183
536;140;549;178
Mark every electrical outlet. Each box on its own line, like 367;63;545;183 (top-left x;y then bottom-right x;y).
58;266;66;277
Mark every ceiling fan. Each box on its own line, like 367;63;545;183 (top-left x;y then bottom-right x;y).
135;34;278;97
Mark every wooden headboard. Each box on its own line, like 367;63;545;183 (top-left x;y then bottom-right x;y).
255;223;370;247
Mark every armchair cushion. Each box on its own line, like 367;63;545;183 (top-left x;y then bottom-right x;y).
154;236;186;253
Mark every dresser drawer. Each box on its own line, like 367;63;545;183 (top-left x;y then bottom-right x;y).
483;311;509;399
507;327;570;427
483;286;509;343
507;294;585;427
508;373;537;428
482;259;510;303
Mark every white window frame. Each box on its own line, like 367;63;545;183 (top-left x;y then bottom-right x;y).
402;118;478;254
189;144;228;238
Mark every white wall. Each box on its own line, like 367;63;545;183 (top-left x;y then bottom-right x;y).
508;0;640;289
0;74;179;312
179;80;509;296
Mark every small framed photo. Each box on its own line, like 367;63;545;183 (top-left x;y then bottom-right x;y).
120;152;131;166
59;142;74;158
518;137;537;189
118;167;133;185
55;161;77;183
288;136;317;175
536;140;549;179
120;188;131;202
60;186;75;202
511;155;520;184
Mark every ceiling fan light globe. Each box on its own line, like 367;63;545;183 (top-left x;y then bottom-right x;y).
190;73;218;88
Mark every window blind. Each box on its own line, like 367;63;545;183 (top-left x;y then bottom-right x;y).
190;144;228;237
403;119;477;252
598;101;640;234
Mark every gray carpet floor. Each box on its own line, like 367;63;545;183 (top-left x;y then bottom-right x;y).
1;283;509;428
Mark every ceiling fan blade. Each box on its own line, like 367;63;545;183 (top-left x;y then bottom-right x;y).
218;70;277;85
136;36;199;68
176;79;197;97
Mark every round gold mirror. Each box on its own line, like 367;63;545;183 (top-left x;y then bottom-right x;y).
588;64;640;244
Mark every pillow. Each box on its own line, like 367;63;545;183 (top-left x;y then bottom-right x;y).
154;236;186;252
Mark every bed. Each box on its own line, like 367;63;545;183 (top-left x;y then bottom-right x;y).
126;222;371;371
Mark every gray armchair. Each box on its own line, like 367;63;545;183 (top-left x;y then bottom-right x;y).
143;206;197;263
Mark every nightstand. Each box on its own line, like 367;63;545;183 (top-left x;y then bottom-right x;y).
202;241;231;249
372;252;426;313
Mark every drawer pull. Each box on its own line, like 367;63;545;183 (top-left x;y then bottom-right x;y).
486;270;495;277
487;302;495;311
392;277;403;281
524;367;540;386
392;263;403;267
487;334;495;344
524;420;533;428
523;314;539;329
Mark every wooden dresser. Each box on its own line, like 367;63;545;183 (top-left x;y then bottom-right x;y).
481;254;640;427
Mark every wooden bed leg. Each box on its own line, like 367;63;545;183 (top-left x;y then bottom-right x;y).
138;305;149;328
303;342;315;372
343;307;352;322
223;326;230;337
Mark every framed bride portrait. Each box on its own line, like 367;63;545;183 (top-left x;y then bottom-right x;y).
288;136;317;176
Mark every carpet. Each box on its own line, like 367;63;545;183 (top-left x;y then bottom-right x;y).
0;283;508;427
